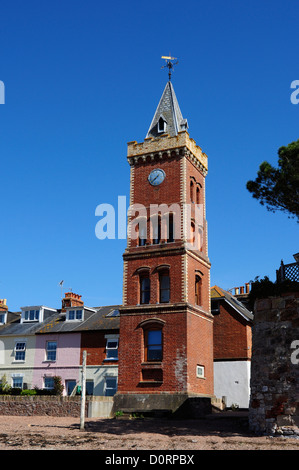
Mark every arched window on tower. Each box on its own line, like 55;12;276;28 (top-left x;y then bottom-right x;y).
167;213;174;243
190;222;195;247
151;215;161;245
138;222;147;246
139;318;165;364
140;274;150;304
145;328;163;362
195;274;202;306
196;186;200;205
159;270;170;303
190;180;194;203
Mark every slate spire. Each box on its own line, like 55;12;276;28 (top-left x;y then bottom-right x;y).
146;81;188;139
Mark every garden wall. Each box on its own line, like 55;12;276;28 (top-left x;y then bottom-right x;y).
249;292;299;436
0;395;114;418
0;396;87;417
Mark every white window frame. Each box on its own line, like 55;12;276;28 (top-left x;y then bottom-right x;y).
20;307;44;323
14;341;26;362
104;376;117;396
24;309;40;322
67;309;84;321
196;365;205;378
105;334;119;361
0;313;7;324
12;375;24;389
44;376;54;390
46;341;57;362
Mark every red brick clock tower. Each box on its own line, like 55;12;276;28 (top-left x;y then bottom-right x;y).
115;75;214;416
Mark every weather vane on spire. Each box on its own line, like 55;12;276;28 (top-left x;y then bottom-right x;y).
161;55;178;81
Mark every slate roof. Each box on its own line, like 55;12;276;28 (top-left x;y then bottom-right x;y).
211;285;253;321
0;308;58;336
146;81;188;138
35;305;121;334
0;305;120;336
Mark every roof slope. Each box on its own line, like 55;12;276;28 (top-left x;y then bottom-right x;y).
0;306;121;336
211;285;253;321
36;305;121;334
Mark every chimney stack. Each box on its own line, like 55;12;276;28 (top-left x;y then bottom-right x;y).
0;299;8;312
61;292;84;311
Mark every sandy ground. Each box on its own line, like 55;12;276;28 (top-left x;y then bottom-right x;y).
0;412;298;451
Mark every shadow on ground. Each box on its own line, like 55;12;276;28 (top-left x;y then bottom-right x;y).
70;411;253;439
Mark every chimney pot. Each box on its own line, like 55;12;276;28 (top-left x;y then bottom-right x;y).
240;286;244;294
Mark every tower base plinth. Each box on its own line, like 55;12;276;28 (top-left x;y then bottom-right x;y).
112;393;212;419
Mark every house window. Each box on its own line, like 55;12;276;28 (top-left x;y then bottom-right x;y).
195;275;202;306
46;341;57;361
24;310;40;322
44;376;54;390
105;377;117;396
14;342;26;361
68;309;83;321
159;272;170;303
86;380;94;396
211;300;220;315
12;376;23;389
0;314;6;324
106;338;119;360
140;275;150;304
66;380;76;396
196;365;205;378
145;329;162;362
106;309;120;317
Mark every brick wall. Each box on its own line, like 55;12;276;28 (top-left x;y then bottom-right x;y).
124;254;183;306
118;307;214;396
186;311;214;395
80;330;118;365
118;310;187;394
213;301;252;360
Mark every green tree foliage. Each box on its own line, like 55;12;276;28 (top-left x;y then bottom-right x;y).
53;376;64;396
246;140;299;222
248;276;299;310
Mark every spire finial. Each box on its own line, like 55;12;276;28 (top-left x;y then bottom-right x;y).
161;55;178;81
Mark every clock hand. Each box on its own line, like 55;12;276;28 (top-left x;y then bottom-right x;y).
152;175;159;183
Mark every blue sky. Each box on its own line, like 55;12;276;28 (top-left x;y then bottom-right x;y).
0;0;298;311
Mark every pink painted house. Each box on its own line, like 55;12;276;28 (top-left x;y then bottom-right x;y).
33;332;81;396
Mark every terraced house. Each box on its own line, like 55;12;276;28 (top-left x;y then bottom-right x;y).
0;292;120;397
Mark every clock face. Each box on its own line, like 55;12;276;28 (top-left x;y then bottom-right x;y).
148;169;166;186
